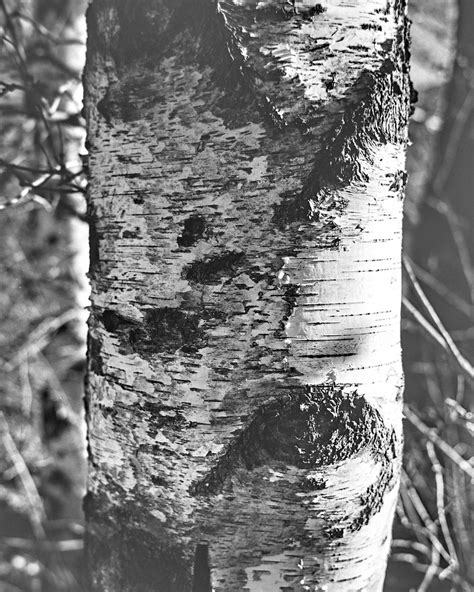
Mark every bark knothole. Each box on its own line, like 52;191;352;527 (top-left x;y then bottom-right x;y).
191;386;397;496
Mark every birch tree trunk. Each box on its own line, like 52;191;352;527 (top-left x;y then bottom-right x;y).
84;1;411;590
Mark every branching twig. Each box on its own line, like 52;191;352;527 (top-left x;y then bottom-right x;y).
426;442;459;573
407;260;473;318
404;406;474;479
403;257;474;382
3;308;80;371
445;398;474;435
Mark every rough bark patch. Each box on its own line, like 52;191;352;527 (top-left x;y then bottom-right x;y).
191;385;395;496
349;430;398;532
274;65;410;226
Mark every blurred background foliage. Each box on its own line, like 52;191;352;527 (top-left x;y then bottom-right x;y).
0;0;472;590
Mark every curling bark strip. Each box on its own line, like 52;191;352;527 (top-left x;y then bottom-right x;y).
84;0;410;590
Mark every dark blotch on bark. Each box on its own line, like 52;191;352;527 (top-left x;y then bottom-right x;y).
274;283;299;338
326;527;345;540
100;307;206;355
88;335;104;375
183;252;245;284
177;215;206;247
191;386;394;496
102;309;132;333
133;191;145;205
123;229;140;238
131;308;206;354
87;204;100;275
143;402;191;432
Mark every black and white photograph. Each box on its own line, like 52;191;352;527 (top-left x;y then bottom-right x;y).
0;1;472;590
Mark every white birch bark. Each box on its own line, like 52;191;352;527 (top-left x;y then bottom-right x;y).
84;0;411;590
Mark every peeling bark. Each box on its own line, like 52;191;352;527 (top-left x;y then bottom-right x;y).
84;0;410;590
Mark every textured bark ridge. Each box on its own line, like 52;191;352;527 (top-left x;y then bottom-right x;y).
84;0;410;590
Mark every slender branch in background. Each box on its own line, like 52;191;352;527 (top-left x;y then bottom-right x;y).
407;260;473;318
402;297;474;383
1;537;83;551
0;168;55;210
392;539;431;559
1;0;59;166
389;555;471;592
399;474;442;592
404;406;474;479
426;442;459;575
0;80;25;96
399;472;452;569
2;308;81;371
417;540;440;592
403;298;450;350
0;161;86;211
432;89;474;197
0;411;46;540
8;10;85;47
403;256;474;382
425;192;474;303
445;398;474;435
19;353;33;416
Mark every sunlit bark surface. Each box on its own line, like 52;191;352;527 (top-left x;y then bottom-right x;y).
84;1;410;590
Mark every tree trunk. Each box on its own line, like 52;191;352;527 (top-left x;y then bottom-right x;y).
84;1;410;591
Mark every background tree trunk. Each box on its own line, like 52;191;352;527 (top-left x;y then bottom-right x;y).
84;1;410;590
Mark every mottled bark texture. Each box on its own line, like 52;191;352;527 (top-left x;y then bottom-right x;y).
84;1;410;590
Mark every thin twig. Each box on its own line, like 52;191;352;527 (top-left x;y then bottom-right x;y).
426;442;459;572
19;352;33;416
402;260;474;383
3;308;80;371
403;258;473;374
417;541;440;592
8;10;85;47
402;297;474;383
0;412;46;539
404;406;474;480
1;536;83;551
433;91;474;195
446;398;474;435
407;260;473;318
0;80;25;96
392;538;431;558
390;555;471;592
400;473;451;564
